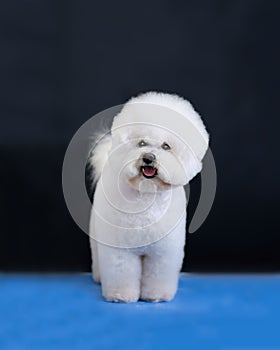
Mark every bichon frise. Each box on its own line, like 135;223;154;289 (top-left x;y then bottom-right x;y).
89;92;209;302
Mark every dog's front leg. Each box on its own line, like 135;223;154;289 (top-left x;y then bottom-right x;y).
140;249;184;302
98;245;142;303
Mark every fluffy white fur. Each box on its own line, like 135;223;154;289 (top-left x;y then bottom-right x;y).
89;92;209;302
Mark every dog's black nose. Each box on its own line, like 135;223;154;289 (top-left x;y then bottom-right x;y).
142;153;156;165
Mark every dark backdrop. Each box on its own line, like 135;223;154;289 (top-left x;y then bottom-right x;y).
0;0;279;272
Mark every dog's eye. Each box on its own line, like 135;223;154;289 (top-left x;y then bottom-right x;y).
138;140;147;147
162;142;171;151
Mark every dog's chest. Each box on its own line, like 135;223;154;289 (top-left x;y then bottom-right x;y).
92;183;186;247
115;197;168;228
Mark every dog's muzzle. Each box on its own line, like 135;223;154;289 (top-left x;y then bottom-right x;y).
141;153;157;178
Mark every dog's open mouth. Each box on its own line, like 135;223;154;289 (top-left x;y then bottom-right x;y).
141;166;157;179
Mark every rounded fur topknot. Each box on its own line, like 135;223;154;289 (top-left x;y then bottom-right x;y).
124;91;209;146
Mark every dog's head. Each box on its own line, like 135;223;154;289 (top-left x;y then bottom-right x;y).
107;92;209;193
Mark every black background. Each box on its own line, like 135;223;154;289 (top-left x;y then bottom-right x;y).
0;0;279;272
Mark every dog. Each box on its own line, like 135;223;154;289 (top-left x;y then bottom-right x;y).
89;92;209;302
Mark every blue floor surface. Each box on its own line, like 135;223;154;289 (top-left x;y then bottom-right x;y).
0;273;279;350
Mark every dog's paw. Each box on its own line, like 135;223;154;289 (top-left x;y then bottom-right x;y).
103;288;140;303
140;289;176;303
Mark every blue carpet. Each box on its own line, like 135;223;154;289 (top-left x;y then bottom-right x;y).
0;274;279;350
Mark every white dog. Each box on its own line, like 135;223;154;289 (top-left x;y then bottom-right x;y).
89;92;209;302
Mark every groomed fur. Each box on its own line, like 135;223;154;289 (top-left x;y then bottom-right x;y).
89;91;209;303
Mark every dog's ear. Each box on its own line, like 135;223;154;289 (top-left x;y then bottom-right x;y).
180;128;209;185
181;148;204;185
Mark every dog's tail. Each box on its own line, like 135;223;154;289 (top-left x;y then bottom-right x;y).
88;132;112;185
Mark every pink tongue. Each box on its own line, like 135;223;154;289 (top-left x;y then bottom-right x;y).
143;166;156;177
